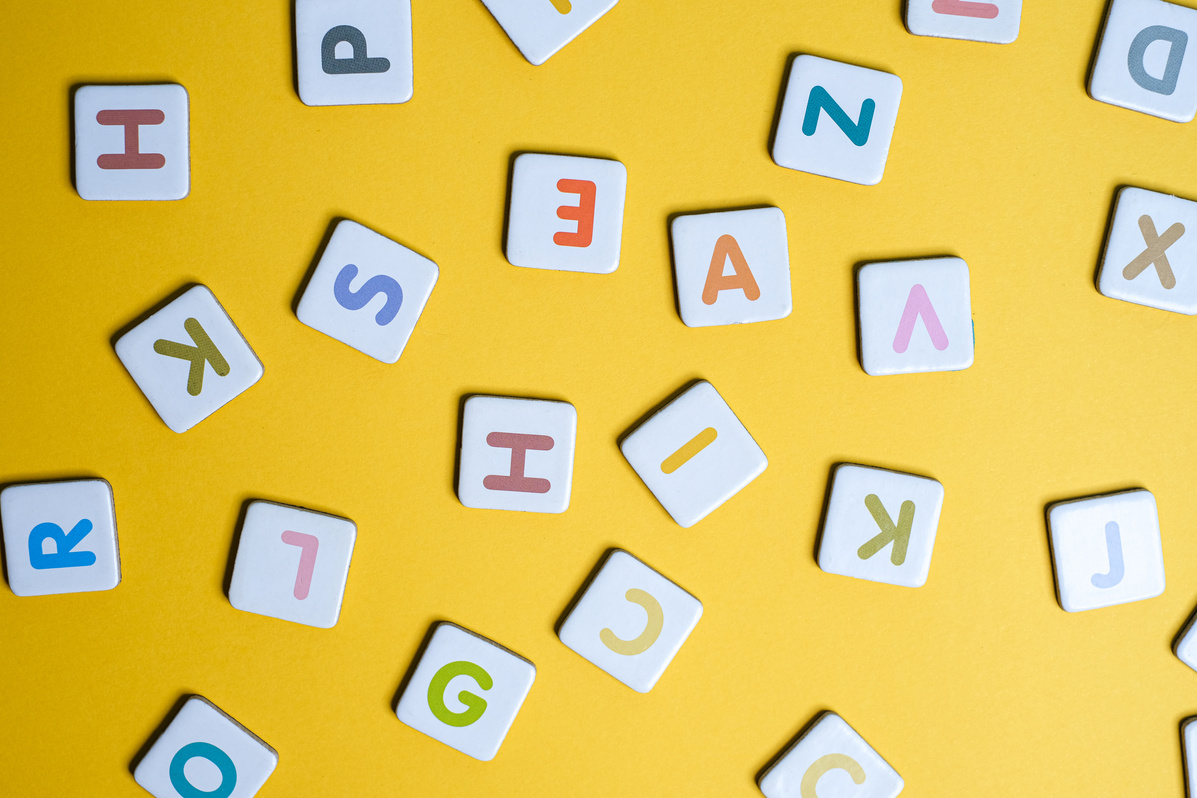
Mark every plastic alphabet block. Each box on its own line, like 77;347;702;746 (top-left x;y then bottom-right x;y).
295;0;413;106
478;0;620;65
457;395;577;513
1185;717;1197;792
857;257;974;376
1098;187;1197;313
670;207;793;328
506;153;628;274
395;622;536;761
759;712;904;798
1;479;120;597
772;55;903;185
817;464;945;588
296;219;439;362
905;0;1022;44
620;381;767;528
558;550;703;692
1047;489;1166;612
115;286;264;433
228;500;356;629
133;695;277;798
1174;605;1197;673
74;84;189;201
1090;0;1197;122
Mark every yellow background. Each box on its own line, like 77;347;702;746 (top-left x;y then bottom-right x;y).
3;0;1197;795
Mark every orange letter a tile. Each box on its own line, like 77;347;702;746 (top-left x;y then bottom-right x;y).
702;235;761;305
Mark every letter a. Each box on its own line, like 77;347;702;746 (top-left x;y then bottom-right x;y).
1128;26;1188;96
702;235;761;305
892;284;949;353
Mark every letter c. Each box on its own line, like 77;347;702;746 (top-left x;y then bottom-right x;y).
428;661;492;727
801;753;866;798
599;588;664;656
169;742;237;798
1128;25;1188;95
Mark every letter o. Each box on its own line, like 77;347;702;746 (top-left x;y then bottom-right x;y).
168;742;237;798
428;661;493;727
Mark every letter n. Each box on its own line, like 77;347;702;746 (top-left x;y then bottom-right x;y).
702;235;761;304
802;86;875;146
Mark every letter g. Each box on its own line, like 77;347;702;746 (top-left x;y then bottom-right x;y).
428;661;492;727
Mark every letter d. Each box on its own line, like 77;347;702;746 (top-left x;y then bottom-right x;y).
1128;25;1188;95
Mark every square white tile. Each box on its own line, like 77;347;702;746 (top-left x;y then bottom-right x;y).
1090;0;1197;122
115;285;264;433
478;0;619;65
75;84;189;201
772;55;903;185
620;381;767;528
506;153;627;274
817;464;945;588
857;257;974;376
295;0;413;106
905;0;1022;44
759;712;904;798
133;695;277;798
457;395;577;513
296;219;439;362
670;206;793;328
1047;489;1166;613
395;622;536;761
558;550;703;693
1;479;120;597
228;500;356;629
1098;186;1197;314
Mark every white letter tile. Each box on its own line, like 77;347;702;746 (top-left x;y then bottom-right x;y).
1098;187;1197;314
817;464;945;589
772;55;903;186
620;381;767;528
395;622;536;761
1090;0;1197;122
558;550;703;693
1;479;120;597
296;219;438;362
906;0;1022;44
759;712;904;798
296;0;413;106
478;0;620;65
1047;489;1166;613
671;206;792;328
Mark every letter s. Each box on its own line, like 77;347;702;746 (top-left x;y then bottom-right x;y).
428;661;492;727
333;264;404;325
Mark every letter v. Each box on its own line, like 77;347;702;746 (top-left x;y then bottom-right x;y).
892;284;949;353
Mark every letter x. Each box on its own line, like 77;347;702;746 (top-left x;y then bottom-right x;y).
1123;214;1183;289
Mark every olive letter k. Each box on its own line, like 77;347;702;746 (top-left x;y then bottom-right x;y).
153;318;230;396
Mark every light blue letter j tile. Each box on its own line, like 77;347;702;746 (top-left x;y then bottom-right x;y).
1092;521;1125;589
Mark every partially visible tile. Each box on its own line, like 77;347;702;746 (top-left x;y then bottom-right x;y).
1098;186;1197;314
395;622;536;761
228;500;356;629
1090;0;1197;122
817;464;945;588
296;219;438;362
759;712;904;798
115;286;263;433
1;479;120;597
479;0;620;65
671;207;792;328
75;84;189;201
857;257;973;376
506;153;627;274
296;0;413;106
772;55;903;185
133;696;277;798
559;550;703;692
620;381;767;528
1048;489;1166;613
906;0;1022;44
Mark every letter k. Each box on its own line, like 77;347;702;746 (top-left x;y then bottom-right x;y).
153;318;230;396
